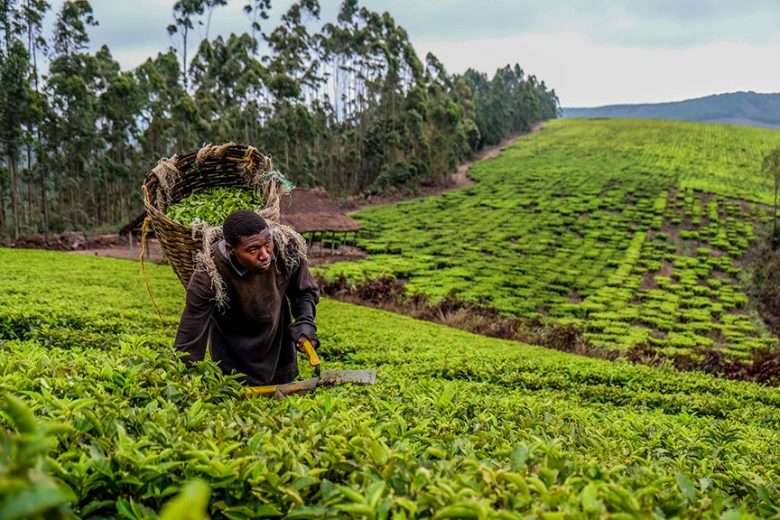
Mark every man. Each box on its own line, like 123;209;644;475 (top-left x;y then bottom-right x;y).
174;210;320;385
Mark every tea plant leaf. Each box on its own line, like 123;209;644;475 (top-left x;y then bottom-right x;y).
158;479;210;520
581;483;601;513
0;483;75;520
166;187;266;226
1;394;37;434
677;473;698;502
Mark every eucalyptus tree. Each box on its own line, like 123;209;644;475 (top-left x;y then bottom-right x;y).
421;56;469;182
21;0;46;88
51;0;94;56
167;0;205;91
0;0;34;238
243;0;271;52
262;0;322;170
135;51;185;158
20;0;49;229
202;0;226;41
189;32;266;144
458;66;558;149
0;41;31;238
263;0;322;102
46;0;99;228
320;1;354;122
449;75;480;150
94;46;143;225
360;9;414;163
318;5;403;190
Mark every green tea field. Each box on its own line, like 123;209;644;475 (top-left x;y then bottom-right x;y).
321;119;780;358
2;248;780;518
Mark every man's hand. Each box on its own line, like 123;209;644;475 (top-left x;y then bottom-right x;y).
296;335;320;352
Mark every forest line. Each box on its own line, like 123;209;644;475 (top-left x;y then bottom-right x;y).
0;0;559;239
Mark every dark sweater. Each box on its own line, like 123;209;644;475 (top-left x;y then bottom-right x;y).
174;240;319;385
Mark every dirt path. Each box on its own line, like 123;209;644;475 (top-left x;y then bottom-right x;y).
74;238;166;263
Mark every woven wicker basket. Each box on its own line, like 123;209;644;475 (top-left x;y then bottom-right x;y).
141;143;281;287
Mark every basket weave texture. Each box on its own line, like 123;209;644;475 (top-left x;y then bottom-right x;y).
141;143;281;287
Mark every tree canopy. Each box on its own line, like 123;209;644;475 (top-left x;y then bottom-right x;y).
0;0;559;238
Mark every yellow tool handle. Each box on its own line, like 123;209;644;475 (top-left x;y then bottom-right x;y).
302;338;321;369
244;379;319;397
244;379;319;398
244;385;280;397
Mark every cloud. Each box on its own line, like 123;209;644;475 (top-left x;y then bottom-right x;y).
416;31;780;107
42;0;780;106
46;0;292;69
359;0;780;48
50;0;780;58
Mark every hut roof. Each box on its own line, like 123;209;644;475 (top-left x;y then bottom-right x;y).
280;188;361;233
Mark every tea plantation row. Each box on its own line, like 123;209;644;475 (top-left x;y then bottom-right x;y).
1;249;780;518
319;118;780;358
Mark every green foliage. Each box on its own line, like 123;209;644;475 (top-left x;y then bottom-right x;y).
158;480;210;520
461;65;552;147
1;248;780;517
761;146;780;238
375;161;418;192
0;0;559;238
165;187;265;226
0;395;76;519
320;119;780;358
745;225;780;337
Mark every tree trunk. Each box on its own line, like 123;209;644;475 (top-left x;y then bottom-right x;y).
26;178;33;227
0;179;6;240
10;153;20;239
40;164;48;230
183;26;189;91
774;173;778;248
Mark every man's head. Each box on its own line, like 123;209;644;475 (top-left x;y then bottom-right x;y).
223;210;274;273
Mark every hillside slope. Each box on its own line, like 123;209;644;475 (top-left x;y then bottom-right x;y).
562;91;780;128
322;119;780;357
1;249;780;517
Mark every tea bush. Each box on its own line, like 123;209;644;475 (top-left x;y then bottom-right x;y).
1;249;780;518
320;119;780;358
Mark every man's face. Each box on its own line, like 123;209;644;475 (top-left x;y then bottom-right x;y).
227;229;274;273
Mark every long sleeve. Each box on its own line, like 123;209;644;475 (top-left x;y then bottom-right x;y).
174;269;216;365
286;259;320;344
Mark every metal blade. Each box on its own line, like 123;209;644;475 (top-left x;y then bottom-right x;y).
319;369;377;385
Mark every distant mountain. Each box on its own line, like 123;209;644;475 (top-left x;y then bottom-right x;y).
562;91;780;129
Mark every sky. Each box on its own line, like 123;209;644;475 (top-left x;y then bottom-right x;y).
43;0;780;107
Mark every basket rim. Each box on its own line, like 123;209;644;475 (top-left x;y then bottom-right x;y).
142;143;276;233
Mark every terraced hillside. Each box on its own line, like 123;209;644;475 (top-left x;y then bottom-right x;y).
321;119;780;358
1;249;780;517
